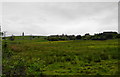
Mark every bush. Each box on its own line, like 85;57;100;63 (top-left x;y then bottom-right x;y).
100;53;109;60
9;35;15;41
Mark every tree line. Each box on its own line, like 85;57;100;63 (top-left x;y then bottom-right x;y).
45;32;120;41
1;31;120;41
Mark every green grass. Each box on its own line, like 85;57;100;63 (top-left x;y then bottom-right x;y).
2;36;120;76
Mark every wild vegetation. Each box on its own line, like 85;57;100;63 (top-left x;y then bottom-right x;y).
1;31;120;76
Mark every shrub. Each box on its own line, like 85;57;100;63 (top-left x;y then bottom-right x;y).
9;35;15;41
100;53;109;60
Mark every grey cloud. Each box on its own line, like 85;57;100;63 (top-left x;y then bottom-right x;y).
2;2;118;36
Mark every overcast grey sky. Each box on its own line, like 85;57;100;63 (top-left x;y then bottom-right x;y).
2;2;118;36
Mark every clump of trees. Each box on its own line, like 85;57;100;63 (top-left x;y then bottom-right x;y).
46;32;120;41
90;32;119;40
46;34;76;41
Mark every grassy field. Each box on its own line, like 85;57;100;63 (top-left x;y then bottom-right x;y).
2;36;120;76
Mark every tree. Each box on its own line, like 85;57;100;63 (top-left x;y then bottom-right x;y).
83;33;91;40
102;32;118;39
116;34;120;38
0;32;3;36
85;33;90;36
22;32;24;36
68;35;76;40
76;35;82;40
